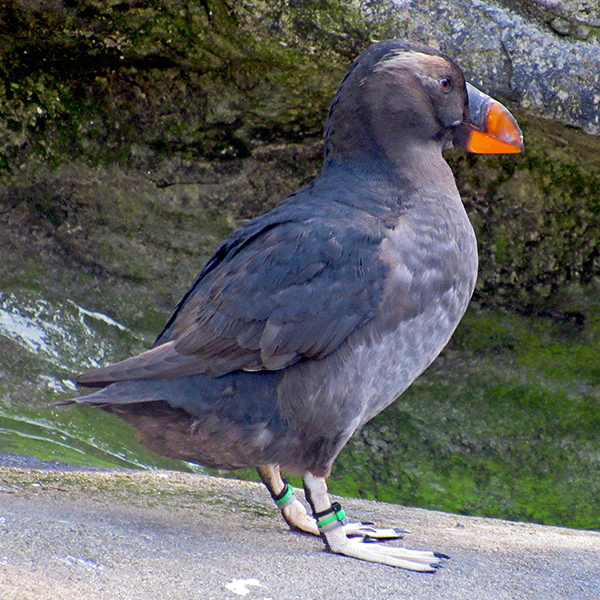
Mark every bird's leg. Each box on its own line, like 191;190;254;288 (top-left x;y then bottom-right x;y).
302;472;444;572
256;464;319;535
256;464;407;541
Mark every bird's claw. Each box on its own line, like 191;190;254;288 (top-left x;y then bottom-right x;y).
324;527;446;572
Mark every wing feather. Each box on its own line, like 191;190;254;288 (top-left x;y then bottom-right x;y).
77;202;389;386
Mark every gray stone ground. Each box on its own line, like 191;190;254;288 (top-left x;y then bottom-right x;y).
0;457;598;600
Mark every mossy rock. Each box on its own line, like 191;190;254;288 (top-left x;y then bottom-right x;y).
1;0;600;532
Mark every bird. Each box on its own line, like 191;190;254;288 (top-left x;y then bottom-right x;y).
64;39;523;571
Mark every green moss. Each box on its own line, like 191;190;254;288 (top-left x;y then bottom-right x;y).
3;2;600;312
448;118;600;310
2;290;599;529
213;308;600;531
0;0;370;170
329;308;600;530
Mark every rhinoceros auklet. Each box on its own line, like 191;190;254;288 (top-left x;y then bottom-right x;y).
66;39;523;571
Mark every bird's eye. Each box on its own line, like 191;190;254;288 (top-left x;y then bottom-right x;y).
440;77;453;93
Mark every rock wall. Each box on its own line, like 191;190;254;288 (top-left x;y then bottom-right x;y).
1;0;599;322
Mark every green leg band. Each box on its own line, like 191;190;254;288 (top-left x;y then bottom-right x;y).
273;481;296;510
315;502;348;533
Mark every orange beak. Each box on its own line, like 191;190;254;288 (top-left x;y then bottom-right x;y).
453;83;524;154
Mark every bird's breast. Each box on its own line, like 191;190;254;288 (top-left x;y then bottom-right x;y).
377;196;477;324
350;197;477;423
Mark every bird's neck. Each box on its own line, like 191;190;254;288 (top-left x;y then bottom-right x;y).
323;141;459;208
392;142;459;198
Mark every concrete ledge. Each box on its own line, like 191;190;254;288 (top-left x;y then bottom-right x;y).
0;465;598;600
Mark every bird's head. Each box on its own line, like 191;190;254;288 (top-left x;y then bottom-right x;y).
324;40;523;167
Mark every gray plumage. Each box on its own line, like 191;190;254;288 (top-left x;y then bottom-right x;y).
71;40;479;479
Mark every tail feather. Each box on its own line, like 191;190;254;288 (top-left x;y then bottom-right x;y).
61;370;283;424
75;342;205;388
57;379;172;407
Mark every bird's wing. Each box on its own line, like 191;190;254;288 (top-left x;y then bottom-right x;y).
76;205;389;386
